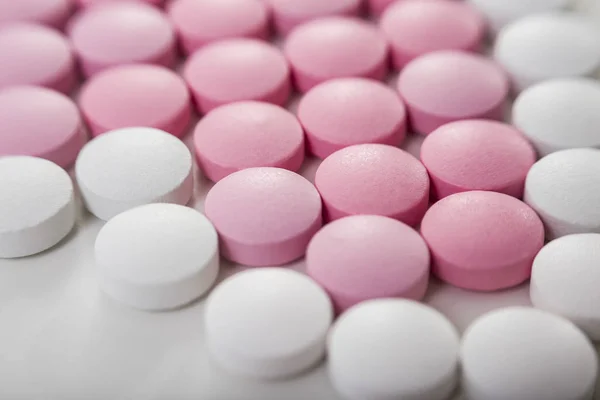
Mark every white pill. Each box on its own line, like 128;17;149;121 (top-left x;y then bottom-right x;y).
75;127;193;221
461;307;598;400
524;148;600;239
531;233;600;341
0;156;75;258
95;203;219;311
328;299;460;400
494;13;600;92
205;268;333;379
513;78;600;156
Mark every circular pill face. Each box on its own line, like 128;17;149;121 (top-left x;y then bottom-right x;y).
315;144;429;225
76;0;164;7
461;307;598;400
328;299;460;400
306;215;430;312
420;120;536;199
284;17;389;93
420;191;544;291
0;86;85;169
397;51;509;135
183;39;291;114
79;64;191;137
0;156;75;258
204;167;322;266
270;0;361;35
0;0;72;29
298;78;406;159
75;127;193;221
194;101;305;182
95;203;219;311
205;268;333;379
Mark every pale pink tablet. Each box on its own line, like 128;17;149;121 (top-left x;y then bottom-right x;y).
183;39;291;114
79;64;191;137
285;17;389;93
298;78;406;159
0;0;73;29
69;2;176;77
0;24;75;93
421;191;544;291
421;120;536;200
76;0;164;7
194;101;305;182
380;0;485;69
397;51;509;135
315;144;429;225
306;215;430;313
204;167;322;266
269;0;361;35
168;0;269;55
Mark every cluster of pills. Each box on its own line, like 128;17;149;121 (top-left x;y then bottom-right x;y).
1;0;600;399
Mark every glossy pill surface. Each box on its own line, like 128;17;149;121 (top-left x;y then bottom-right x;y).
0;0;73;29
269;0;361;35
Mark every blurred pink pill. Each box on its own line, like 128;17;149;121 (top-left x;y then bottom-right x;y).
0;0;73;29
298;78;406;159
398;51;509;135
421;120;536;200
194;101;305;182
79;64;191;137
168;0;269;55
183;39;290;114
0;86;85;168
315;144;429;225
76;0;164;7
421;191;545;291
204;167;322;267
368;0;448;15
69;2;176;77
269;0;361;35
380;0;485;69
285;17;389;93
307;215;430;313
0;24;75;93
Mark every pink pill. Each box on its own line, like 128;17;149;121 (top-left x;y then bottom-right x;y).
0;0;73;29
307;215;430;313
298;78;406;159
79;64;191;137
315;144;429;225
397;51;509;135
380;0;485;69
269;0;361;35
421;191;545;291
69;2;176;77
0;86;85;168
0;24;75;93
183;39;290;114
168;0;269;55
284;17;389;93
204;167;322;266
194;101;305;182
76;0;164;7
421;120;536;200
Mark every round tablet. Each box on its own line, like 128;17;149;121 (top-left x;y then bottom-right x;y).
420;120;536;199
168;0;269;55
421;191;544;291
380;0;485;69
524;148;600;239
75;127;193;221
307;215;430;313
69;2;176;77
183;39;290;114
79;64;191;137
205;268;333;379
397;51;509;135
297;78;406;159
494;13;600;92
0;86;86;169
193;101;305;182
76;0;164;7
95;203;219;311
0;23;75;93
284;17;389;93
0;156;75;258
204;167;322;266
0;0;72;29
328;299;460;400
270;0;361;35
513;78;600;156
461;307;598;400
